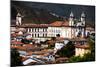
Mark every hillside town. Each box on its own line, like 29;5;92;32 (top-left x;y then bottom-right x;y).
10;1;96;66
11;10;95;66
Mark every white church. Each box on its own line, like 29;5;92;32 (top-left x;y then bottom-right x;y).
11;11;87;41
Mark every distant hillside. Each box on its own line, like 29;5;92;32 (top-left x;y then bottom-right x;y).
11;3;63;24
11;1;95;27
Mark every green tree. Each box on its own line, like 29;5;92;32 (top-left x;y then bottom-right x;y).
68;37;95;63
69;56;82;63
69;52;95;63
87;37;95;61
11;48;22;67
56;41;75;57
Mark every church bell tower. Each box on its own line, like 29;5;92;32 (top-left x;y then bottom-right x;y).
81;12;85;26
16;13;22;26
69;11;74;26
81;12;86;38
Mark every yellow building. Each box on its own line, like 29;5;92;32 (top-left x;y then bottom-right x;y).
75;44;90;57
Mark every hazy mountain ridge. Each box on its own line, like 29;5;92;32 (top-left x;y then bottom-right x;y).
11;3;63;24
11;1;95;27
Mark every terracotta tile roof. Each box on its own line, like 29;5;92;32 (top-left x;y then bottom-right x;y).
19;24;49;28
12;20;69;28
50;21;69;27
62;21;69;26
50;21;63;27
11;33;17;37
11;41;23;45
32;51;46;55
75;44;90;49
11;43;38;51
32;49;53;55
56;57;68;63
47;37;68;45
24;44;34;49
26;51;34;56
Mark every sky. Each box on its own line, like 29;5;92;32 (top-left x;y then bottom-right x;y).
11;0;95;23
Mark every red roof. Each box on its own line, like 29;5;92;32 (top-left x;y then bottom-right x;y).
11;41;23;45
19;24;49;28
11;33;17;37
24;44;34;48
11;43;35;50
62;21;69;26
75;44;89;49
17;21;69;27
50;21;69;27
